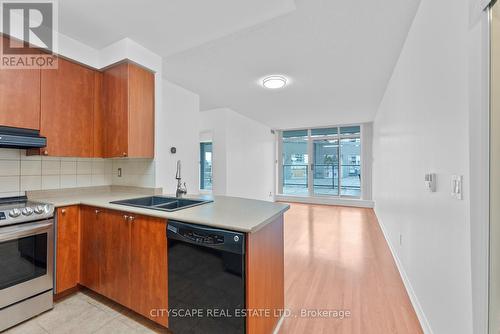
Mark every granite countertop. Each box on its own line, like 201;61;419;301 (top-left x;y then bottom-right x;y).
29;188;289;233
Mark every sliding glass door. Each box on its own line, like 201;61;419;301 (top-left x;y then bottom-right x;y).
282;130;308;195
280;126;362;198
313;139;339;196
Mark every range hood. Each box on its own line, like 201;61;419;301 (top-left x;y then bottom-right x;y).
0;126;46;149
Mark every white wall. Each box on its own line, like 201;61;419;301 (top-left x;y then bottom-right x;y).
155;80;200;195
200;108;275;201
372;0;479;333
469;9;490;334
225;110;275;201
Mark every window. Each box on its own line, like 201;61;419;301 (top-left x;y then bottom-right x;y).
279;125;362;198
200;142;212;191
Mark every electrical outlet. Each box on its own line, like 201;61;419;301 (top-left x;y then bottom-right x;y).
117;168;122;177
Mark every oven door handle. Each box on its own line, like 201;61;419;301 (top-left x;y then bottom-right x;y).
0;221;53;242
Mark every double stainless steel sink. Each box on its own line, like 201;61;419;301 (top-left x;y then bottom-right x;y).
110;196;212;212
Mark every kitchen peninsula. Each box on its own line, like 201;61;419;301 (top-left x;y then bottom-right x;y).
32;187;289;334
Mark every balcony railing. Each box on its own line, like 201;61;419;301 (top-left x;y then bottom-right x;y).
283;164;308;187
283;164;361;192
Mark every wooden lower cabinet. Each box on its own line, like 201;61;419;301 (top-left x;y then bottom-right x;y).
79;206;102;293
55;206;80;294
77;206;168;327
130;215;168;327
99;209;131;307
57;204;285;332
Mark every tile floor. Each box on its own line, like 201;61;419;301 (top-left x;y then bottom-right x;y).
4;290;170;334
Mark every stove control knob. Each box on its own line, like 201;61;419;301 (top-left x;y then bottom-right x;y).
34;205;45;214
9;208;21;218
22;207;33;216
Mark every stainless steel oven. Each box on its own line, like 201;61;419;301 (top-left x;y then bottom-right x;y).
0;197;54;332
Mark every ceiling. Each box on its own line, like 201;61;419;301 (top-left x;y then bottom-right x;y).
58;0;296;54
58;0;421;129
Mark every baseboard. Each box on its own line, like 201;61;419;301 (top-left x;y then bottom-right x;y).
272;314;285;334
275;195;374;208
374;209;433;334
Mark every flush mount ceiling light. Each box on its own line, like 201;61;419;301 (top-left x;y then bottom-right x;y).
262;75;287;89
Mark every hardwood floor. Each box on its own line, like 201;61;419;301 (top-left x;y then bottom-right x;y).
279;203;422;334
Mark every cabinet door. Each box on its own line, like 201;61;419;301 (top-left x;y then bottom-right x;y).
130;215;168;327
100;209;131;307
40;58;95;156
103;63;128;158
56;206;80;294
0;37;40;130
93;72;104;157
79;206;102;293
128;63;154;158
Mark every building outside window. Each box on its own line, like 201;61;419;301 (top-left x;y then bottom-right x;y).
280;125;361;198
200;142;213;191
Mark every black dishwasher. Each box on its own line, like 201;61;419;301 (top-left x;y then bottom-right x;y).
167;221;246;334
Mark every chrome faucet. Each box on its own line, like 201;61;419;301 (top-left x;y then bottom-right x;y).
175;160;187;198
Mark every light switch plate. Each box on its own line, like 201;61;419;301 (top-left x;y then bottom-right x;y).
424;173;436;192
451;175;463;200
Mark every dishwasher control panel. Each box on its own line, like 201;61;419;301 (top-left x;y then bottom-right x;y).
167;221;245;254
182;230;224;245
168;224;225;245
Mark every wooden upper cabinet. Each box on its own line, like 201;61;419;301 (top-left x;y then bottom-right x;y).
103;62;154;158
1;34;155;158
39;57;95;157
0;37;41;130
55;206;80;294
128;63;155;158
103;63;128;158
93;72;104;157
130;215;168;327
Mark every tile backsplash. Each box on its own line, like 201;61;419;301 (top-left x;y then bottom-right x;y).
0;149;155;197
111;159;155;188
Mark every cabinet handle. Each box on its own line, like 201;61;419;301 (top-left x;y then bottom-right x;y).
128;216;135;222
95;209;100;215
61;209;66;214
122;152;127;157
123;215;129;220
43;150;48;156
